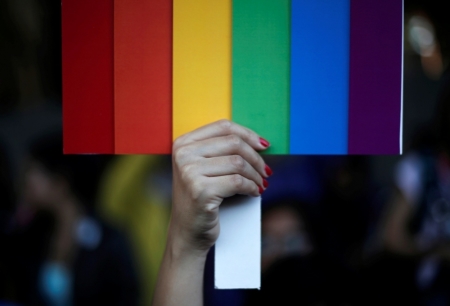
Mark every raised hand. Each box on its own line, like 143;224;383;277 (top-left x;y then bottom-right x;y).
170;119;270;253
153;120;271;306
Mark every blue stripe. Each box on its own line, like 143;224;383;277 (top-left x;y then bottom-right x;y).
290;0;350;154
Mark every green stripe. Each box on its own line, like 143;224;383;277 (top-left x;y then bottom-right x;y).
232;0;290;154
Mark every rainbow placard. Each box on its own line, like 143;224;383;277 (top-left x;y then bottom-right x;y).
63;0;403;155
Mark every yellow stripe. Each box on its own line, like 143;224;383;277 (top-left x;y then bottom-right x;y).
173;0;231;140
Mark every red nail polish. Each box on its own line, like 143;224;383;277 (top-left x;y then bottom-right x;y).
258;186;264;194
263;179;269;188
265;164;273;176
259;137;270;148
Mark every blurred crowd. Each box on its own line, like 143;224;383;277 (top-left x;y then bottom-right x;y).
1;0;450;305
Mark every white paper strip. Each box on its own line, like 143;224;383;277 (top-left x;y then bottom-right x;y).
214;195;261;289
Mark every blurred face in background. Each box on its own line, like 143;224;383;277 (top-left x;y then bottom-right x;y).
261;205;313;272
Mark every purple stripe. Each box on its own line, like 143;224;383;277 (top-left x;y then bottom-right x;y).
348;0;403;154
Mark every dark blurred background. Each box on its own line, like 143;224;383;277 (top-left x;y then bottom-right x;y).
1;0;450;305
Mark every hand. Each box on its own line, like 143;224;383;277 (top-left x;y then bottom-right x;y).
169;119;271;255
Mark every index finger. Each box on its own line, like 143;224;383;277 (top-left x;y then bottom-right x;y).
174;119;270;151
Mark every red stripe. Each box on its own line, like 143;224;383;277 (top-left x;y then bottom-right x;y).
114;0;172;154
62;0;114;154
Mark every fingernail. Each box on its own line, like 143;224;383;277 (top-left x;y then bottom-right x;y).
265;164;273;176
259;137;270;148
263;179;269;188
258;186;264;194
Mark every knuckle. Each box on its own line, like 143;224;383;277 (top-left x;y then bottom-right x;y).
226;134;241;150
190;180;205;201
172;137;182;151
230;155;246;172
179;163;195;181
202;203;218;216
231;174;244;189
217;119;233;133
173;145;190;163
172;134;189;152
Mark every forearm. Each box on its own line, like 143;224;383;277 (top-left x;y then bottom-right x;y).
152;235;208;306
382;191;420;256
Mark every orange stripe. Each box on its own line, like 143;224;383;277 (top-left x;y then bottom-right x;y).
114;0;172;154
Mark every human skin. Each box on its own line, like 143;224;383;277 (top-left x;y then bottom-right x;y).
23;159;83;264
152;120;271;306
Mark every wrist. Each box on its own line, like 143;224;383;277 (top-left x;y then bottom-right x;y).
166;229;210;263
